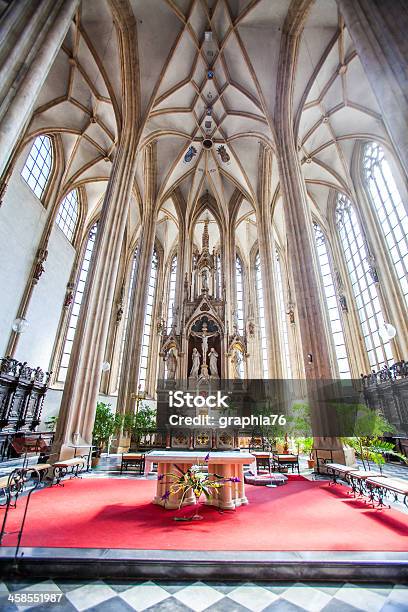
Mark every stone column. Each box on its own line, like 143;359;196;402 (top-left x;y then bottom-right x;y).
116;143;158;419
275;138;332;379
52;7;139;459
275;6;353;465
336;0;408;175
172;189;187;335
0;0;80;177
257;145;283;379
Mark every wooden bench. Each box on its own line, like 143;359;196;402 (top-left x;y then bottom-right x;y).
366;476;408;509
251;451;271;471
0;462;51;504
30;463;51;481
53;457;86;486
324;462;359;485
346;470;387;497
121;453;145;475
272;454;300;474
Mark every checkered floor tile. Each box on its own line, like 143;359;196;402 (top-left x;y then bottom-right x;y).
0;579;407;611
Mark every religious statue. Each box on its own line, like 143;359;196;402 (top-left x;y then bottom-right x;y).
166;347;178;380
190;347;201;378
33;248;48;283
367;254;379;283
231;348;242;379
191;322;218;365
209;347;219;378
201;269;209;292
339;293;348;312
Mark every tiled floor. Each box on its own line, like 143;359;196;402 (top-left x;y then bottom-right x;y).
0;578;407;612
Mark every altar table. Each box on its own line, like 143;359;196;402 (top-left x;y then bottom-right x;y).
145;450;255;510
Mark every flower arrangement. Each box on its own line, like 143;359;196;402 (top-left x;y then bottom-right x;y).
159;453;240;521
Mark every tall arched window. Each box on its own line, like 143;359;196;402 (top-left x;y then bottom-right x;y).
336;194;392;369
55;189;79;242
313;223;351;378
363;142;408;306
117;248;138;388
235;255;244;334
275;251;292;378
166;255;177;333
255;252;268;377
57;223;98;382
21;135;53;200
138;249;158;391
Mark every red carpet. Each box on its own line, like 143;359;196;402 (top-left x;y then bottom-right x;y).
2;477;408;551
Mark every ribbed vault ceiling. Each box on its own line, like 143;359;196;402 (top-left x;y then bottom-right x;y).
23;0;388;239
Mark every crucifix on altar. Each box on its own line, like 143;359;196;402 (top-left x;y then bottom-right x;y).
188;317;221;381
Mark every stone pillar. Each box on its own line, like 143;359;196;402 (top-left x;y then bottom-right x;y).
172;189;187;335
257;145;283;379
52;8;139;459
116;143;158;419
275;136;332;379
0;0;80;177
336;0;408;175
225;220;235;371
275;9;353;465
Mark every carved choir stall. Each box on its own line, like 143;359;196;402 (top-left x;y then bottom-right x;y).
362;361;408;455
0;357;52;461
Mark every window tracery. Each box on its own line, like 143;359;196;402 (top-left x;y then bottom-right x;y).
313;223;351;378
166;255;177;333
336;193;392;369
138;249;158;391
21;135;53;200
57;223;98;382
255;252;268;377
55;190;79;243
363;142;408;306
235;255;244;335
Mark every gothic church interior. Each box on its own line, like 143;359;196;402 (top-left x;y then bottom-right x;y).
0;0;407;593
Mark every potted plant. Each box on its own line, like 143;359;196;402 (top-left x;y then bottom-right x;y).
131;403;156;450
45;415;58;431
302;437;315;468
160;454;239;521
92;402;122;467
